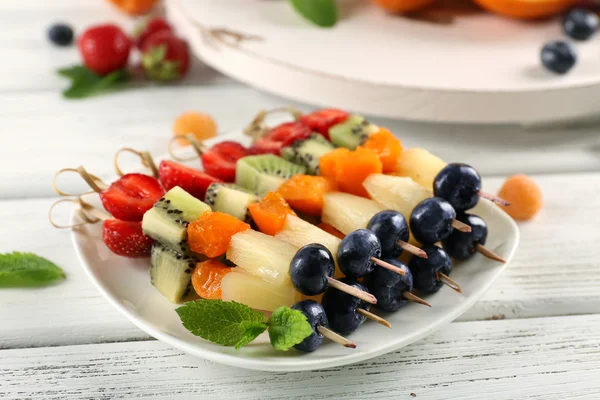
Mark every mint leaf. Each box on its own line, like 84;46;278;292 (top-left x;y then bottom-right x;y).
267;306;313;351
57;65;131;99
289;0;338;28
0;252;66;288
176;300;268;347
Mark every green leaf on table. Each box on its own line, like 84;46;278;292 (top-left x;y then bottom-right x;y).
0;252;66;288
289;0;338;27
57;65;131;99
267;306;313;351
176;300;268;348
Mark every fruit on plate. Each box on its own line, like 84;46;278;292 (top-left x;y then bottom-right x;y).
317;222;345;240
329;115;379;150
158;160;222;201
248;192;296;236
410;197;457;244
363;174;431;220
497;174;543;220
204;183;258;222
150;243;199;303
102;219;154;258
322;192;384;235
337;229;383;278
366;210;410;258
135;16;172;49
365;258;419;312
277;175;337;216
172;111;217;145
201;141;250;183
540;40;577;75
393;148;446;190
142;186;211;255
235;154;306;195
370;0;439;14
320;147;383;197
187;211;250;258
300;108;349;140
251;121;313;155
107;0;159;15
408;244;457;294
100;173;165;222
221;270;300;312
48;23;74;47
191;259;232;300
280;134;335;174
471;0;571;19
78;24;131;75
321;278;371;335
563;8;599;41
141;31;190;81
226;229;298;286
361;128;403;173
290;244;337;296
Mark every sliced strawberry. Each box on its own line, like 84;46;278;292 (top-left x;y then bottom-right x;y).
300;109;349;140
250;121;313;155
99;173;165;222
201;141;249;182
102;219;154;258
158;160;222;200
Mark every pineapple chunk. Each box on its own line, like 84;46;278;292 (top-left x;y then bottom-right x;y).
363;174;431;220
226;230;297;286
322;192;384;235
274;215;343;278
221;271;301;312
394;148;446;190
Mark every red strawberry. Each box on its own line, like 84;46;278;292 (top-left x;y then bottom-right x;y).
99;173;165;222
135;17;172;49
78;24;132;75
141;31;189;81
102;219;154;258
300;109;349;140
250;122;313;155
158;160;222;200
201;141;250;182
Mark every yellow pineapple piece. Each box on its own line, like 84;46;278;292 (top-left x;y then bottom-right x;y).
394;148;446;190
363;174;431;220
322;192;384;235
221;271;300;312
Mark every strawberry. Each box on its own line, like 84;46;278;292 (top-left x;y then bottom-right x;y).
300;109;349;140
201;141;250;182
102;219;154;258
99;173;165;222
141;31;190;81
250;122;313;155
78;24;132;75
158;160;222;200
134;17;172;49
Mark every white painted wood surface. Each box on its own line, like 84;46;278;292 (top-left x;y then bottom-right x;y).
1;0;600;397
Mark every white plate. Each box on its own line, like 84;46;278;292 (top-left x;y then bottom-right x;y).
167;0;600;124
72;131;520;372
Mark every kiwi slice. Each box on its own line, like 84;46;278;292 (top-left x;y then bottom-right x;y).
235;154;306;195
281;134;335;175
142;186;211;255
329;115;379;150
205;183;258;222
150;244;199;303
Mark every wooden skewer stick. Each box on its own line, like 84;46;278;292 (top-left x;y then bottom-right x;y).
475;244;506;263
402;291;431;307
451;219;472;233
326;277;377;304
357;308;392;328
317;326;357;348
437;272;462;293
397;241;428;258
478;191;510;207
370;257;407;276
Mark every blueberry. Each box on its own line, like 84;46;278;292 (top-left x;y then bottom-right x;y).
365;259;413;312
410;198;456;244
290;244;335;296
291;300;329;353
442;214;487;261
409;245;452;294
563;8;598;41
322;278;370;335
337;229;381;278
48;23;74;46
540;41;576;74
367;210;409;258
433;163;481;212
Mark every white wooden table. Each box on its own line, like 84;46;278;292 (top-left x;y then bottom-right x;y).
2;1;600;399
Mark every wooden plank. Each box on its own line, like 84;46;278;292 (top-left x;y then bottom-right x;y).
2;314;600;399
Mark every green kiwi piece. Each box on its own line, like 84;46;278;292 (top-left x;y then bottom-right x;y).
235;154;306;195
281;134;335;175
150;244;199;304
204;183;258;222
329;115;379;150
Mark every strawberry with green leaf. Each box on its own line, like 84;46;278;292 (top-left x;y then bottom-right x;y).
141;31;190;81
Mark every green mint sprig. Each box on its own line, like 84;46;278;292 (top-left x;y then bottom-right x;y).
176;300;312;351
289;0;338;28
0;252;66;288
58;65;131;99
